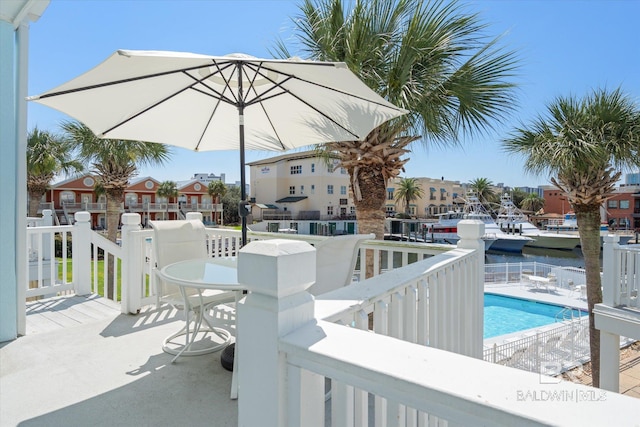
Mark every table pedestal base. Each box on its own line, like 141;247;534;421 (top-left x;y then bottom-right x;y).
163;323;231;363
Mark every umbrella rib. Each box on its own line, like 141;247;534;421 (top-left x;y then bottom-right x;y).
104;63;240;136
33;64;221;100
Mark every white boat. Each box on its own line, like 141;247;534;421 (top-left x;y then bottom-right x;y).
546;212;634;246
428;193;531;253
424;213;497;250
495;193;580;250
461;192;532;252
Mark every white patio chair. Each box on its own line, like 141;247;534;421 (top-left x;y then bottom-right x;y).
309;233;375;296
150;219;236;361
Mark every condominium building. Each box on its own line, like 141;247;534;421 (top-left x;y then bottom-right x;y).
37;174;224;228
248;151;355;221
386;177;466;218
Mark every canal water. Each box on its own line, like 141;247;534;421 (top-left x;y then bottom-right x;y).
485;246;588;269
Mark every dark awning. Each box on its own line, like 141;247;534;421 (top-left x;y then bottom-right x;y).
275;196;308;203
256;203;279;209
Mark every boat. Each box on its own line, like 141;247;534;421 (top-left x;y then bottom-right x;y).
427;192;531;253
494;193;580;250
424;213;497;250
461;192;532;252
546;212;635;246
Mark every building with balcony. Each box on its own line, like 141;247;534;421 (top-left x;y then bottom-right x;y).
385;177;466;218
248;151;357;234
542;185;640;232
36;173;224;228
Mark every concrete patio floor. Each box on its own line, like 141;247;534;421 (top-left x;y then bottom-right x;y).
1;297;237;427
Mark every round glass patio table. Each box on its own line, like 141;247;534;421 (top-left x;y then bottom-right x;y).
158;257;242;399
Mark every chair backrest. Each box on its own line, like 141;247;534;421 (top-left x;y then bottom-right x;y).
150;219;208;301
309;233;374;296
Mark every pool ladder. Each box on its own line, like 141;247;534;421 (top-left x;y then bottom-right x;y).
555;306;576;322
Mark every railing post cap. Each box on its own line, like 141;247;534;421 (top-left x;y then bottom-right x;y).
185;212;203;221
457;219;485;239
238;239;316;297
121;213;141;225
603;234;620;243
74;211;91;222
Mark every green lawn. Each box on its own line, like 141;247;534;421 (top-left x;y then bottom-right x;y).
56;257;140;301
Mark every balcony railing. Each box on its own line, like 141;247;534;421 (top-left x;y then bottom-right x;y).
602;237;640;309
21;212;639;425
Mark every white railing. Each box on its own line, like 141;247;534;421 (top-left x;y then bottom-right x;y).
237;234;638;427
484;317;590;374
26;222;73;298
485;261;587;290
604;238;640;309
315;246;483;357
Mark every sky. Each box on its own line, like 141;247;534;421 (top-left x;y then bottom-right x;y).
26;0;640;188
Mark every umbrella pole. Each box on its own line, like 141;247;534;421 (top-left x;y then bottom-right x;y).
237;63;248;248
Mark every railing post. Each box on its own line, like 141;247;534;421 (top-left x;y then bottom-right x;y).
456;220;485;359
602;234;619;306
600;234;621;392
185;212;203;222
73;212;92;295
41;209;53;261
237;239;318;427
120;213;142;314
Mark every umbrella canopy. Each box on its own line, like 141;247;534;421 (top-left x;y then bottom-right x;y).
30;49;407;243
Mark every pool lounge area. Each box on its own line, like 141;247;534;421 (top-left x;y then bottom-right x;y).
483;277;589;346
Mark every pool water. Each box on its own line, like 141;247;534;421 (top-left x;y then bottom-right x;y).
484;294;586;339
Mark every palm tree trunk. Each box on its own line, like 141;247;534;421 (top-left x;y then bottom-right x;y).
576;208;603;388
28;190;44;217
352;171;387;278
106;191;122;300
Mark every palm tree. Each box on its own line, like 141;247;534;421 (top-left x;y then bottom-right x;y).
521;193;545;213
63;121;170;300
503;87;640;387
468;177;497;208
510;188;528;209
276;0;518;258
62;120;171;244
26;127;83;217
156;181;178;220
208;180;227;225
394;177;424;217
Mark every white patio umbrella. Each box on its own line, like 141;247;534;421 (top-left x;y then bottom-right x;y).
29;49;407;244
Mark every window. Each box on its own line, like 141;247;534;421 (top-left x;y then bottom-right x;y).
289;186;295;195
339;199;348;205
608;200;618;208
620;200;630;209
300;185;304;194
61;191;75;204
290;165;302;175
430;187;436;200
340;167;347;174
311;163;315;173
311;185;315;194
125;193;137;206
328;164;335;173
350;206;355;214
327;206;334;215
327;185;334;195
340;185;347;195
387;188;394;200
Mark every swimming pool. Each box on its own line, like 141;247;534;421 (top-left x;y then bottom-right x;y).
484;294;587;339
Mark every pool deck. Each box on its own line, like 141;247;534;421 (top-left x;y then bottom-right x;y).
484;281;640;398
483;282;589;347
